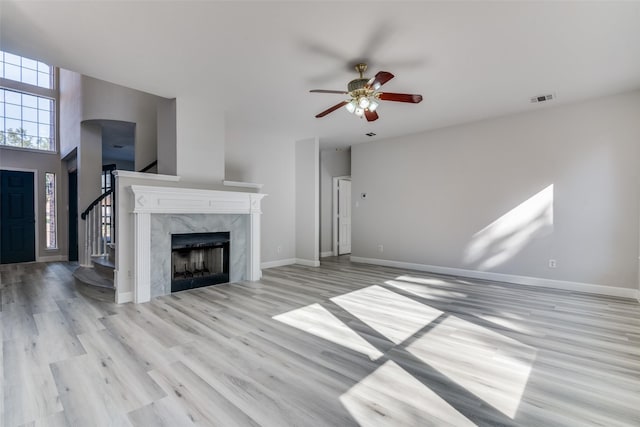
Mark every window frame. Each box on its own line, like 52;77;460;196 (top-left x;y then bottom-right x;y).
44;172;58;250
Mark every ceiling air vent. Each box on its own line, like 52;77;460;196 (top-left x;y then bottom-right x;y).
366;132;376;137
530;93;555;104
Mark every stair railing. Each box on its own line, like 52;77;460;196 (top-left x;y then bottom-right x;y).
81;188;114;260
80;159;157;263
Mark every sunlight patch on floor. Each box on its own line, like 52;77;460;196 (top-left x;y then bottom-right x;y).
340;360;476;427
464;184;554;270
330;285;443;344
406;315;536;418
272;303;383;360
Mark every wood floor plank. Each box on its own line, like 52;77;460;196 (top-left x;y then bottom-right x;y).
146;361;261;427
50;354;133;427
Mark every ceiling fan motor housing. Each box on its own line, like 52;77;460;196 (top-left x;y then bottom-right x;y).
348;78;369;93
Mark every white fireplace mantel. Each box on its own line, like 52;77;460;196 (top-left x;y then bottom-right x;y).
130;185;266;303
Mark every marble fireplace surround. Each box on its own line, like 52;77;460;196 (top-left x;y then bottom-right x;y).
130;185;266;303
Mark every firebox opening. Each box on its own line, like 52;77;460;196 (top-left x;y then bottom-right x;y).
171;232;230;293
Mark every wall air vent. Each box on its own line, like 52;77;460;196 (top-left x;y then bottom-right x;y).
366;132;376;137
530;93;555;104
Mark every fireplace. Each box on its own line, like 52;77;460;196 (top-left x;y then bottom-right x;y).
129;185;265;304
171;232;230;292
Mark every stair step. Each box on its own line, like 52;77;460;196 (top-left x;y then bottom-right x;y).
73;266;114;290
92;255;115;269
92;255;115;281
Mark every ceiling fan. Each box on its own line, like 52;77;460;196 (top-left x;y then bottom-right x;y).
310;63;423;122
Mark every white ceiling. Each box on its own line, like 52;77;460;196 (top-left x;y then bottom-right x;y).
2;1;640;148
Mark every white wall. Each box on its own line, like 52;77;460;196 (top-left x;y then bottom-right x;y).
225;123;296;265
320;148;351;255
175;95;225;185
352;90;640;292
295;137;319;265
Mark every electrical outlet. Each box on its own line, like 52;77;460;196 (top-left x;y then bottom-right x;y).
378;244;384;253
548;259;557;268
277;245;282;254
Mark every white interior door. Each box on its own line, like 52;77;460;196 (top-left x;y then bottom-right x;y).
338;179;352;254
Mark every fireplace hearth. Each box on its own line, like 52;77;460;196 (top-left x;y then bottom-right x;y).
171;232;230;292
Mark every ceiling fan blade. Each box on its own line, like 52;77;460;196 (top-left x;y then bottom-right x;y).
364;109;379;122
316;101;348;118
366;71;394;89
379;92;423;103
310;89;349;94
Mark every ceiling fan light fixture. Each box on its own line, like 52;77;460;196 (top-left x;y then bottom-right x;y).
358;96;370;109
345;100;356;113
354;107;364;117
368;98;379;112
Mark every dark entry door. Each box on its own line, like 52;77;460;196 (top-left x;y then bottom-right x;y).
68;170;78;262
0;170;36;264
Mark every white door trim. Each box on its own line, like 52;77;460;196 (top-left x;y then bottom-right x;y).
332;175;351;256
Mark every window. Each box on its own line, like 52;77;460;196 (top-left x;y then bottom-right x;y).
0;51;56;151
45;172;57;249
1;51;53;89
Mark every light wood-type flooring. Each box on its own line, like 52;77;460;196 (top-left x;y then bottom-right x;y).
1;258;639;426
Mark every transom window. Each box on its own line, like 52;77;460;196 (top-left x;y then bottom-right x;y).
1;51;53;89
0;50;56;152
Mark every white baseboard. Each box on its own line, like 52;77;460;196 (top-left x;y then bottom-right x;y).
116;291;133;304
261;258;296;269
350;256;639;300
295;258;321;267
320;251;334;258
38;255;68;262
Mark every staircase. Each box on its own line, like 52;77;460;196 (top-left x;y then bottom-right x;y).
72;161;157;299
73;165;116;294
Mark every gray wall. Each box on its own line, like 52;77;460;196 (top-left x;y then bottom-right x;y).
352;90;640;290
157;98;177;176
77;123;103;265
80;75;163;171
320;148;351;255
59;69;82;159
295;137;319;264
60;69;166;169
